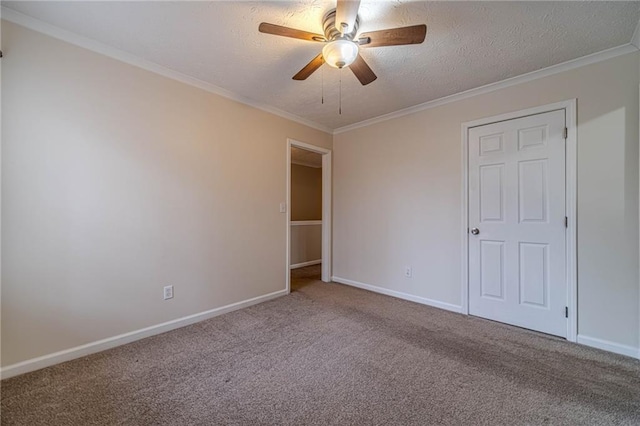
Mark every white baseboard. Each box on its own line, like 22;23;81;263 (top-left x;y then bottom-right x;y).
332;276;463;314
290;259;322;269
1;289;288;380
332;277;640;360
576;335;640;359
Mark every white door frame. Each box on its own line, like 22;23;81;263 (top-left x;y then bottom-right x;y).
286;138;332;292
461;100;577;342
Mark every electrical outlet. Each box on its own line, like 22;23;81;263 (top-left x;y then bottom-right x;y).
404;266;413;278
163;285;174;300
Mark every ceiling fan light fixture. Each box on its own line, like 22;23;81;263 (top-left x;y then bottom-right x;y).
322;39;359;69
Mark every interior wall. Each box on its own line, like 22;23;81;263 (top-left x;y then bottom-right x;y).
1;21;332;366
290;164;322;221
333;51;640;351
290;225;322;266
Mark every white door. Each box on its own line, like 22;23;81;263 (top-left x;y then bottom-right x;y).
468;110;567;337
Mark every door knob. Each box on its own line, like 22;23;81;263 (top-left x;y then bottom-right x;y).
471;228;480;235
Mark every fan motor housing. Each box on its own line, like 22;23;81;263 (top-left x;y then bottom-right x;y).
323;9;360;41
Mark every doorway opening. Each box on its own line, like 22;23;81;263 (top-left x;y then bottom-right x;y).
286;139;332;293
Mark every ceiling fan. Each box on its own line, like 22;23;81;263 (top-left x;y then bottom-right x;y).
259;0;427;86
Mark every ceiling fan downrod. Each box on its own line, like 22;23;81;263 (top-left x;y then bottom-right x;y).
322;9;360;42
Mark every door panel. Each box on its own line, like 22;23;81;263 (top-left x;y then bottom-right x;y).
519;242;549;308
480;240;505;300
479;133;504;155
518;159;548;223
468;109;566;337
518;125;548;150
480;164;505;222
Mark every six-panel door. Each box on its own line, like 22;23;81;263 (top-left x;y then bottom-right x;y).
468;110;567;337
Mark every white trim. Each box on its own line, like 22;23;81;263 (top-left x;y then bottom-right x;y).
332;276;463;314
286;143;292;293
0;289;287;380
286;139;332;292
333;44;637;134
577;335;640;359
4;6;637;137
462;100;574;129
461;100;578;342
332;280;639;359
460;124;469;316
564;101;578;342
321;151;332;283
0;7;332;135
287;139;332;155
290;220;322;226
290;259;322;269
5;5;638;136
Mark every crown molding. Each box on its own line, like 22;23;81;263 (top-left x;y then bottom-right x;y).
0;6;333;135
334;43;639;135
3;6;639;137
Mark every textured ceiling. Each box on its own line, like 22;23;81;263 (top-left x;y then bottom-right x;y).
291;146;323;168
4;1;640;131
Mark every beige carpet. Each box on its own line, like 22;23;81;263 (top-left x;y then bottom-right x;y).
2;265;640;425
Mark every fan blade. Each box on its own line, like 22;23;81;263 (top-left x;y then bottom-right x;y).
359;24;427;47
293;53;325;80
349;54;377;86
259;23;326;42
336;0;360;34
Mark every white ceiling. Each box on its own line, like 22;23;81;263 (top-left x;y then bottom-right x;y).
4;1;640;131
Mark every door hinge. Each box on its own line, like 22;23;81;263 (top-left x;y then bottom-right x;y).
564;216;568;228
563;127;568;139
565;306;569;318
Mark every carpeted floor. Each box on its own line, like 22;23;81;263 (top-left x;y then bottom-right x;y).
2;265;640;425
290;263;322;291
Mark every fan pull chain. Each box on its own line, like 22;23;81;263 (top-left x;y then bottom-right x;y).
339;69;342;115
321;66;324;104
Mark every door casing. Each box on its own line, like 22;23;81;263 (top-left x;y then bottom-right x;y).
461;100;577;342
286;138;332;293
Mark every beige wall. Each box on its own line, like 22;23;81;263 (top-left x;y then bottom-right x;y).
3;18;639;368
334;52;640;350
1;21;332;366
291;164;322;221
290;225;322;265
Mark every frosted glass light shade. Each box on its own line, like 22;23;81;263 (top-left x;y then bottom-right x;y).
322;40;359;69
